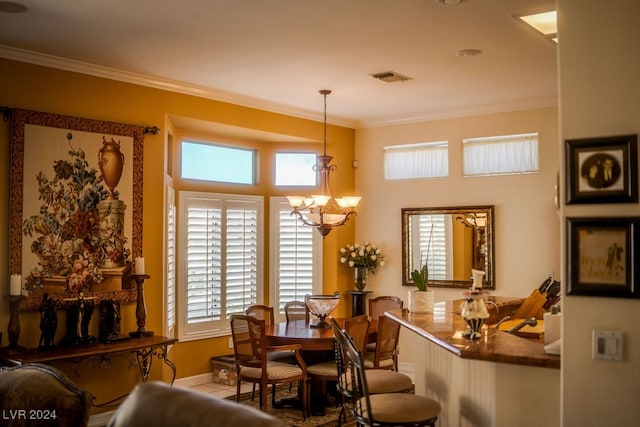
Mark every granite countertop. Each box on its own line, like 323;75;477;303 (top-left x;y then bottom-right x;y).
385;297;560;369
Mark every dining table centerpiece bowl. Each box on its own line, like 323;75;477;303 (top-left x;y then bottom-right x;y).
305;291;340;328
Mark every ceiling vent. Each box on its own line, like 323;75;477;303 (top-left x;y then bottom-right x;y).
371;71;413;83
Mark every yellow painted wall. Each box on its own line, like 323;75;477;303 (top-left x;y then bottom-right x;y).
0;58;355;404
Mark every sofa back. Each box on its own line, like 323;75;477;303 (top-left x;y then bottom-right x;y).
107;381;284;427
0;363;92;427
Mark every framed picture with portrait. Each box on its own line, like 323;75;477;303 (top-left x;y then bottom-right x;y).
565;134;637;204
566;217;640;298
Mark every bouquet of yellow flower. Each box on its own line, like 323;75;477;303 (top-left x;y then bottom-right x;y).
339;243;386;272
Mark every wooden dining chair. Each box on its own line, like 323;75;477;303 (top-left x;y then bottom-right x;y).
230;314;310;419
364;315;401;371
332;318;440;427
366;296;403;359
246;304;275;328
330;318;414;426
306;315;371;410
245;304;296;398
368;295;403;320
284;300;310;324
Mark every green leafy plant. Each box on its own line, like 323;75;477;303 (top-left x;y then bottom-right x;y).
411;223;433;291
411;263;429;291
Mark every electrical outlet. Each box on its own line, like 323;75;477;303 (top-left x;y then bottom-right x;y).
228;337;234;349
592;330;623;361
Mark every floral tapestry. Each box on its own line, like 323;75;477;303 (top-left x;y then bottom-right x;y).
9;109;145;310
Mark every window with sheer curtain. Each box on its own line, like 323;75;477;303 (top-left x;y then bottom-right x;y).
384;141;449;180
463;133;539;177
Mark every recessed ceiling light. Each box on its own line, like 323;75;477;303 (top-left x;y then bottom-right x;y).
457;49;482;57
435;0;464;5
516;10;557;44
0;1;28;13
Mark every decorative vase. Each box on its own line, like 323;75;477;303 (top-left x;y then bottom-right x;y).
98;136;125;200
460;291;490;339
408;289;434;314
354;267;368;291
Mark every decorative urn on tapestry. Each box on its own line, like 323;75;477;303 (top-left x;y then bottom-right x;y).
97;136;128;268
98;136;125;199
339;242;386;291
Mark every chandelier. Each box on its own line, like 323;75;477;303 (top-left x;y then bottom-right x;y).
287;90;361;237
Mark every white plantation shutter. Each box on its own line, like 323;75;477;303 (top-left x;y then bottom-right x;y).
179;192;263;340
413;214;451;280
165;187;176;336
270;198;321;320
225;207;259;314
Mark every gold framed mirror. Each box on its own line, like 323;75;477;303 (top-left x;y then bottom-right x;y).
402;205;495;289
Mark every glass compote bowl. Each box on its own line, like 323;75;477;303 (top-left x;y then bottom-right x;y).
305;291;340;328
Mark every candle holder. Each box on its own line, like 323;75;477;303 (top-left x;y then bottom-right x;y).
129;274;154;338
4;295;26;352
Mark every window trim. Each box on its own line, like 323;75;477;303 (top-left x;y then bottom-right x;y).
177;191;264;341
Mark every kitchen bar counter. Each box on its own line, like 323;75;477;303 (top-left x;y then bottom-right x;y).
385;297;560;369
388;297;561;426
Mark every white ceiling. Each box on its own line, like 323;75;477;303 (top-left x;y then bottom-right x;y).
0;0;557;128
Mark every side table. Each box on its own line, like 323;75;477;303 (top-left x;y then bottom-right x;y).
346;290;373;317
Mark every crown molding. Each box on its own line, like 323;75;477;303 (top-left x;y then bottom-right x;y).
0;45;358;127
355;96;558;129
1;45;556;131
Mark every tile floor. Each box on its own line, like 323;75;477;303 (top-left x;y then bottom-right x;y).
188;380;252;399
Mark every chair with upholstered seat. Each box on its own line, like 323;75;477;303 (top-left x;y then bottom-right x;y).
307;314;371;408
368;295;403;321
246;304;298;398
230;314;310;418
366;296;403;363
284;300;310;324
330;318;414;426
332;318;440;427
246;304;276;327
364;314;401;371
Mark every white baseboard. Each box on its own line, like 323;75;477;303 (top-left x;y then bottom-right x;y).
173;372;212;388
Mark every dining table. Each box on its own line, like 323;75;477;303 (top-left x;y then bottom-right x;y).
266;317;377;351
265;317;377;416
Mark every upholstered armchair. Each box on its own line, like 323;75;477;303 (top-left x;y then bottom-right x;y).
0;363;92;427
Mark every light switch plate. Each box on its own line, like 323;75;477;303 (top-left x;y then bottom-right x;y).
592;330;623;361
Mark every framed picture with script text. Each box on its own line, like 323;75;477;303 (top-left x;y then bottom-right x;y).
566;217;640;298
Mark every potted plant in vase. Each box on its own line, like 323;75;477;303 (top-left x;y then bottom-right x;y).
409;262;434;313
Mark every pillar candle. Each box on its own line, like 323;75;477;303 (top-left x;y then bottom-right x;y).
10;274;22;296
134;257;146;275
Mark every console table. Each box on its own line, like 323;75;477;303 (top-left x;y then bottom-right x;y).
0;335;177;384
